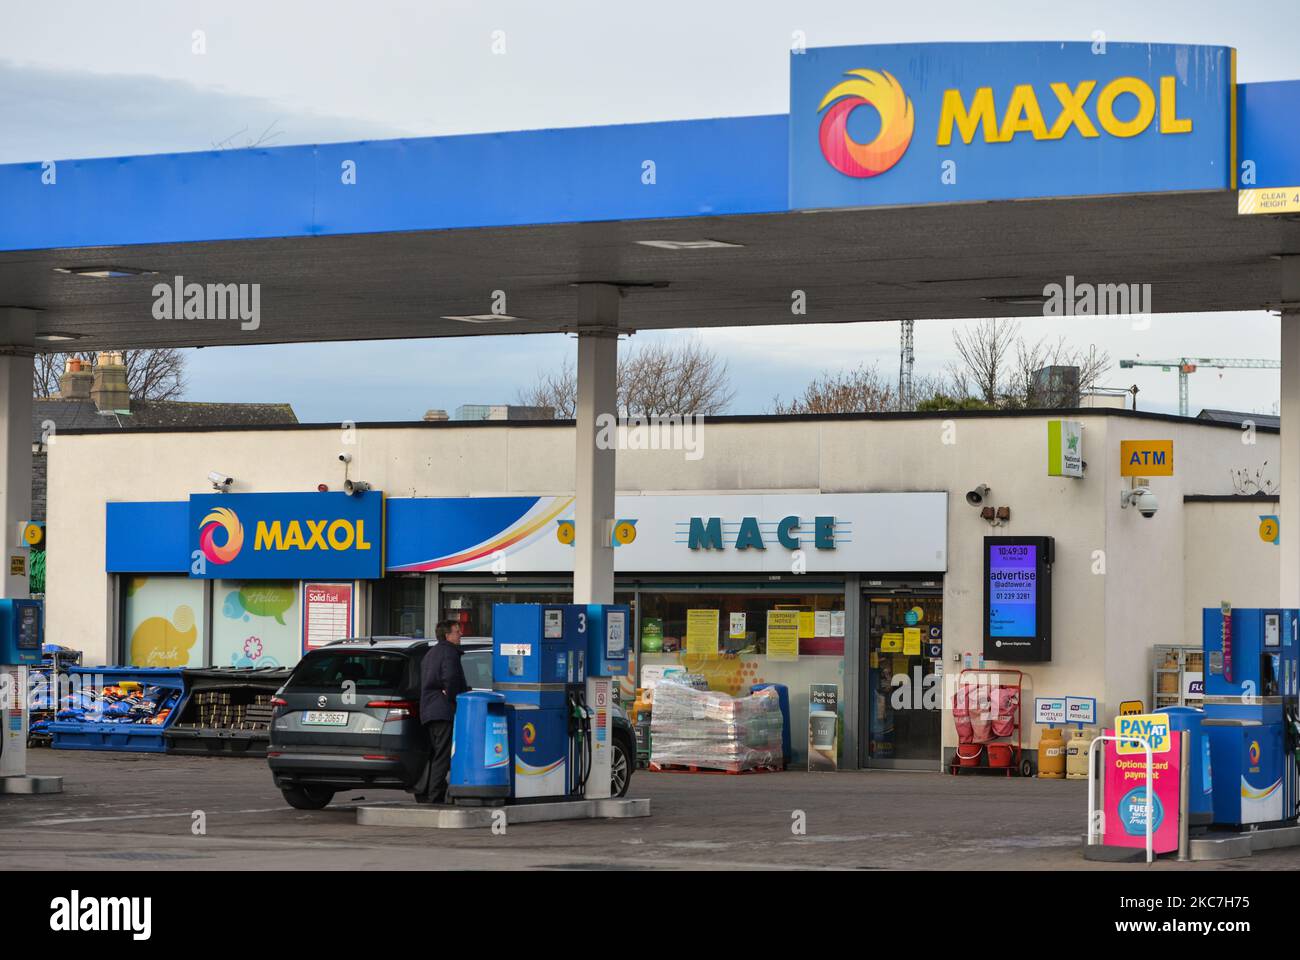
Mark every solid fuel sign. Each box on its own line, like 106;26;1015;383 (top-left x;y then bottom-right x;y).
1120;440;1174;477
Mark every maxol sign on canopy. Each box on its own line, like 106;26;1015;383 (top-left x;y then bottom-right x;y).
790;42;1235;209
187;492;384;580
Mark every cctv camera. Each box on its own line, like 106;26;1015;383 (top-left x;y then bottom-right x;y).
344;479;370;497
1135;488;1158;518
208;471;233;489
966;484;990;507
1122;486;1159;518
338;453;352;463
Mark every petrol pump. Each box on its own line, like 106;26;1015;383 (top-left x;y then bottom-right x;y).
448;602;628;805
1201;606;1300;827
0;599;44;784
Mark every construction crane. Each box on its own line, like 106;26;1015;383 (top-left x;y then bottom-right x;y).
1118;357;1281;417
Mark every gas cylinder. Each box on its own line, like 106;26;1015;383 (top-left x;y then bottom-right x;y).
1066;727;1098;780
1037;727;1065;779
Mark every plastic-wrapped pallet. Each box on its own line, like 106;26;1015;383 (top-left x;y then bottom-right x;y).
650;679;784;772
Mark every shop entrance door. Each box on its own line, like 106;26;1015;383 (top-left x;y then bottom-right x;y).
862;590;943;769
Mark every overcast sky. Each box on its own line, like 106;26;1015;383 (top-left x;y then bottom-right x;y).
3;0;1296;421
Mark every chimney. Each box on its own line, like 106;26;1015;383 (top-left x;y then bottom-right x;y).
91;351;130;413
58;357;94;400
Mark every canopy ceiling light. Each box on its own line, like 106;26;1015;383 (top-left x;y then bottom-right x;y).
634;239;743;250
53;266;157;279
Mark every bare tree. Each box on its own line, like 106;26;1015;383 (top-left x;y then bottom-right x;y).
771;363;897;414
619;339;733;416
34;350;187;401
951;317;1017;404
516;357;580;418
518;338;733;418
1005;336;1112;407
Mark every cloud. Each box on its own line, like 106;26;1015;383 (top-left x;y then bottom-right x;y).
0;59;411;163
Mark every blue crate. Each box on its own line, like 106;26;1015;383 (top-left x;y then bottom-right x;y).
50;666;185;754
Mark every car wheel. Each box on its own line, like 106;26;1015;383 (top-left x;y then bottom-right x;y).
281;785;335;810
611;737;632;798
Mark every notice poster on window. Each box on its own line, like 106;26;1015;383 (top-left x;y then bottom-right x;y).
814;611;831;638
767;610;800;661
830;610;846;637
303;582;353;652
903;627;922;656
728;612;747;640
798;611;815;638
685;609;720;657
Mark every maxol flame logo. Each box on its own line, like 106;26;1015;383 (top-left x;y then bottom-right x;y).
522;722;537;746
1249;740;1261;765
198;507;244;565
817;69;915;178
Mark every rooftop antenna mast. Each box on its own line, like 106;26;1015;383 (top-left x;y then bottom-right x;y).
899;319;915;411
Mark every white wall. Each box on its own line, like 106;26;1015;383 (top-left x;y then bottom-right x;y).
1184;499;1281;641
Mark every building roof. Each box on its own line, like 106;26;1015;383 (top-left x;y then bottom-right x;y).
33;398;297;442
1196;408;1280;430
48;404;1279;438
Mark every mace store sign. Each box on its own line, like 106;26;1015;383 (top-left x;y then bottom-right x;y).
386;492;947;575
789;41;1234;210
188;492;384;580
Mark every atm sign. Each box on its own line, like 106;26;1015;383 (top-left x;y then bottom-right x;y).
1120;440;1174;477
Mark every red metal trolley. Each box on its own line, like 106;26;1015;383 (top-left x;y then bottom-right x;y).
948;668;1032;777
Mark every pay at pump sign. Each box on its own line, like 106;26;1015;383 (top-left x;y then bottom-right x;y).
1117;714;1172;754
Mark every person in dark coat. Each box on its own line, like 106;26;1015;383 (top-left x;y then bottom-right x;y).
416;619;467;803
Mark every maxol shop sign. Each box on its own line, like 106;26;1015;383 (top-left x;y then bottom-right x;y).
188;492;384;580
789;41;1234;210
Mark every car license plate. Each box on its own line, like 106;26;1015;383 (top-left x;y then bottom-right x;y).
302;711;349;726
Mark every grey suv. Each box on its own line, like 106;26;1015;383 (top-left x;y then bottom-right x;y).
268;636;634;809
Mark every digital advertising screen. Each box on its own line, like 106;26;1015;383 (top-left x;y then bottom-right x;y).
983;537;1053;661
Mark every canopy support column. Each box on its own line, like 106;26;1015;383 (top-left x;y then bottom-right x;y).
573;285;620;605
1281;259;1300;607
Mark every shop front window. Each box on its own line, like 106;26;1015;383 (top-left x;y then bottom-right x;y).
371;576;426;637
212;580;301;668
636;590;846;767
440;590;573;640
440;586;639;704
122;575;207;668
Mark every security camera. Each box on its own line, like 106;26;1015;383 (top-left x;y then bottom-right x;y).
208;471;233;490
344;479;370;497
966;484;991;507
338;453;352;463
1121;486;1159;518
